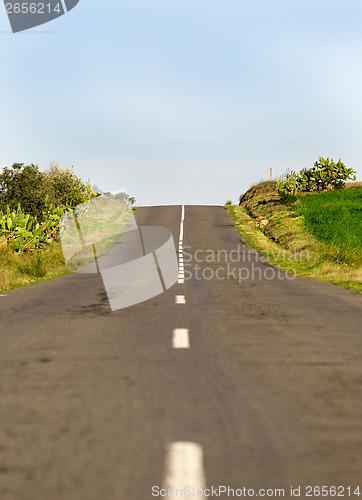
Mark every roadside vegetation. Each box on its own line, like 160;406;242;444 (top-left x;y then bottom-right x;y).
0;162;135;291
0;237;71;291
228;158;362;293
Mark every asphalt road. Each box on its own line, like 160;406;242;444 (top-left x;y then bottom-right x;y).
0;205;361;500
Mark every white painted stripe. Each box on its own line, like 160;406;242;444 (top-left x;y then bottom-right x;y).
163;442;206;495
172;328;190;349
175;295;186;304
179;205;185;242
178;278;184;284
178;205;185;281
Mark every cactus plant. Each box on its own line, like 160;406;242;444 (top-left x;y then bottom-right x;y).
277;157;356;196
0;204;55;253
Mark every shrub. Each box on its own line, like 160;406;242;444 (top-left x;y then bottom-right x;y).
277;157;356;195
44;163;97;209
0;162;136;256
0;163;47;220
0;204;54;253
0;162;99;222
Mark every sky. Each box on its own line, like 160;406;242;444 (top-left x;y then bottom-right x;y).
1;0;362;206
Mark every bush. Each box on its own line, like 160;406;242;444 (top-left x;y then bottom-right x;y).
95;189;135;206
277;157;356;195
0;163;99;222
0;204;54;253
0;163;47;220
44;163;96;209
0;162;136;257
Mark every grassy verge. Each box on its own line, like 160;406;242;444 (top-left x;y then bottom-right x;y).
0;206;139;292
228;181;362;293
0;238;71;292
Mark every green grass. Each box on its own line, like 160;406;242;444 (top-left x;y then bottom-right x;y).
294;188;362;267
0;239;71;292
229;182;362;293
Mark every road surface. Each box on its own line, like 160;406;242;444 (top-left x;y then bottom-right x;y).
0;206;361;499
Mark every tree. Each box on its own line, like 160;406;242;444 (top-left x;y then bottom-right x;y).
0;163;47;220
0;162;98;221
43;163;93;208
0;162;134;223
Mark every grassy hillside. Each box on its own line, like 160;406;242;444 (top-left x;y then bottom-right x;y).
228;181;362;292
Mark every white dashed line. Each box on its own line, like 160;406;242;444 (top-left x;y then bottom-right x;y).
163;442;206;495
178;205;185;283
175;295;186;304
172;328;190;349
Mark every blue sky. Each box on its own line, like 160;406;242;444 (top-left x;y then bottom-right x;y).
1;0;362;205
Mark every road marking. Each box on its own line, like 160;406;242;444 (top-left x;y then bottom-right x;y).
163;442;206;495
172;328;190;348
175;295;186;304
178;205;185;283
